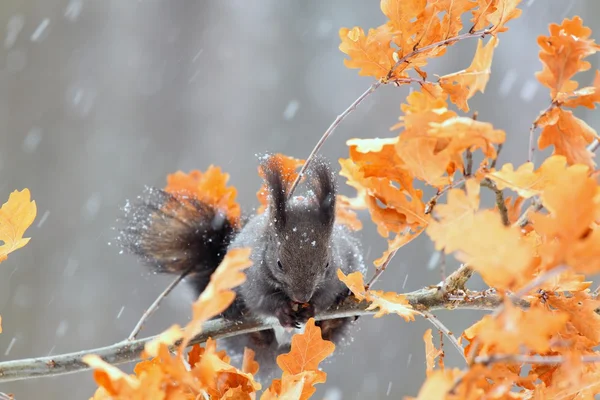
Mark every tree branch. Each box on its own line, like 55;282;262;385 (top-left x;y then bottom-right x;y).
481;178;509;226
421;310;467;363
474;353;600;366
128;267;194;341
587;139;600;153
287;81;382;198
0;288;508;383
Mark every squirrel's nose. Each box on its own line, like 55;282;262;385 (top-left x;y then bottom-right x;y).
291;292;313;304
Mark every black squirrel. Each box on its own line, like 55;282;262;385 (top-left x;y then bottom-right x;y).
117;155;365;381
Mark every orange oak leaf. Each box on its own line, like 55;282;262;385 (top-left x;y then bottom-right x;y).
196;349;261;398
560;70;600;109
406;369;462;400
0;189;36;263
84;354;140;396
427;179;481;251
546;291;600;344
366;290;417;321
427;116;506;165
180;248;253;350
536;16;600;98
336;270;367;301
472;0;522;34
143;325;184;358
242;348;259;376
487;155;580;199
165;166;241;226
273;318;335;400
373;226;426;267
428;181;535;291
439;37;498;112
335;194;363;231
529;164;600;273
337;269;417;321
538;108;598;168
463;302;568;356
395;136;453;188
423;329;443;376
338;25;395;79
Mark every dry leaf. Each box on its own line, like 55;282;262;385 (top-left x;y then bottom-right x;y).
165;166;241;226
439;37;498;112
0;189;36;263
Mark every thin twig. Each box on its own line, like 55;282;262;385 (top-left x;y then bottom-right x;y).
128;267;194;341
528;102;556;164
514;200;543;228
421;310;467;363
490;143;503;170
386;28;492;80
365;249;398;289
425;178;467;215
287;81;382;198
0;288;509;383
513;265;568;299
464;150;473;177
481;178;509;226
587;139;600;153
474;353;600;366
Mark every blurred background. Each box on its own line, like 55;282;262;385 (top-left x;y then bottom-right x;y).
0;0;599;398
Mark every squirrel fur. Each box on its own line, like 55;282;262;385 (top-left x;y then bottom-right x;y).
118;155;365;382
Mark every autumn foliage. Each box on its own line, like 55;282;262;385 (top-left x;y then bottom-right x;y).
4;0;600;399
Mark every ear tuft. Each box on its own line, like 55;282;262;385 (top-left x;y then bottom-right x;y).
260;155;288;230
309;156;336;226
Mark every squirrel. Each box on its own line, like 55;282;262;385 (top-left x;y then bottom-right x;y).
117;155;365;381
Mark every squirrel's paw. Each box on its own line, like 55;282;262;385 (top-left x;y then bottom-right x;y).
275;302;315;329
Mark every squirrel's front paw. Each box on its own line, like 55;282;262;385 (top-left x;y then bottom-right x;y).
292;302;315;325
275;302;315;329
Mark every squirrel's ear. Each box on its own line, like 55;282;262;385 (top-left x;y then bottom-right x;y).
310;156;336;226
260;155;287;230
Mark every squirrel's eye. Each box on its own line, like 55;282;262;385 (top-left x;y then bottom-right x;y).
325;262;330;269
277;260;284;270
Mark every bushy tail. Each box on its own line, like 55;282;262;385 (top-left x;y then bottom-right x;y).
117;186;238;295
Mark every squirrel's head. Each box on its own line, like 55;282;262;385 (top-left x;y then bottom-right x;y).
261;155;336;304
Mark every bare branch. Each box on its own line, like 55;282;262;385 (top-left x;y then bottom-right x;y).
587;139;600;153
514;200;543;228
464;149;473;177
443;263;473;293
0;288;508;383
128;267;194;341
481;178;509;226
421;310;467;363
287;81;382;198
365;248;398;289
474;353;600;366
490;143;503;170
